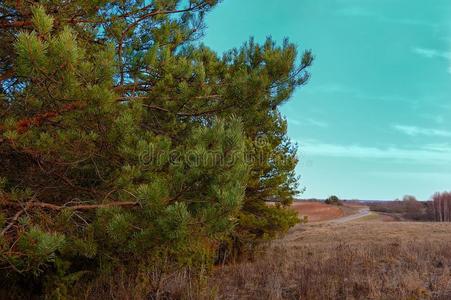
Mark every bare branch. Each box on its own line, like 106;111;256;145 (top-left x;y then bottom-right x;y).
0;200;139;211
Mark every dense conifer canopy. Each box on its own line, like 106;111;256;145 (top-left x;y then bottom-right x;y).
0;0;312;297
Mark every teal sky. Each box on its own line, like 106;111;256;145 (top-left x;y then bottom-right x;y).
203;0;451;200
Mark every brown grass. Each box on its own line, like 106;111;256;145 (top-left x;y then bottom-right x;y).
291;201;344;222
74;219;451;299
207;222;451;299
354;212;398;222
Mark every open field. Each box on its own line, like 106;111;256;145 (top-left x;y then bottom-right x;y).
208;222;451;299
353;211;398;222
291;201;345;222
290;201;366;222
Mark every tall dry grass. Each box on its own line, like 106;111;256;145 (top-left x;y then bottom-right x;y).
72;222;451;299
207;223;451;300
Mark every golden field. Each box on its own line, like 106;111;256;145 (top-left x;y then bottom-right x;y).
94;203;451;299
208;220;451;299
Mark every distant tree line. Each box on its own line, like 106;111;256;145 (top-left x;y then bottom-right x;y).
431;192;451;222
369;193;451;222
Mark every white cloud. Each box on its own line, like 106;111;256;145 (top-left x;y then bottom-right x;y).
420;113;445;125
393;19;438;28
369;171;451;182
336;7;438;28
413;47;451;75
413;48;440;58
305;83;356;95
287;118;301;126
306;118;328;128
413;47;451;60
336;7;375;18
393;124;451;137
287;118;328;128
298;140;451;164
306;83;413;104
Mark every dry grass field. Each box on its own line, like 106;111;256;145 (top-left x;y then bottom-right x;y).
208;221;451;299
132;205;451;299
290;201;345;222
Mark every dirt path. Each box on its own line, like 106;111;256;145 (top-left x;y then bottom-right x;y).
329;207;370;223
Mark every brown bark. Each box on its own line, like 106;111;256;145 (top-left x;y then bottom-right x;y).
0;200;139;211
0;69;15;82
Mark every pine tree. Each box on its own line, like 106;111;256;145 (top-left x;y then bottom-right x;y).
0;1;312;297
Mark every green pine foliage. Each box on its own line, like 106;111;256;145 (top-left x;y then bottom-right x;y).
0;1;312;298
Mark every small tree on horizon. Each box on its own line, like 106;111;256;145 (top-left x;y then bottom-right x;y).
325;195;341;205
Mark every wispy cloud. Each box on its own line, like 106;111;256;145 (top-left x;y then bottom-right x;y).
306;83;414;105
393;19;439;27
288;118;328;128
298;140;451;164
413;47;451;60
412;47;451;74
369;170;451;181
288;118;301;126
306;118;328;128
336;7;375;18
393;124;451;137
420;113;445;125
336;7;438;28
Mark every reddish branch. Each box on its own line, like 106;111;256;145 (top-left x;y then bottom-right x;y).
0;17;98;29
0;69;14;82
15;101;85;134
0;101;85;146
0;19;32;28
0;200;139;211
0;201;32;236
0;199;139;236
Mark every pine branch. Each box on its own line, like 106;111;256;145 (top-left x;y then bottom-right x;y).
1;101;85;135
117;2;209;84
142;103;227;117
0;17;97;29
1;203;29;236
0;200;139;211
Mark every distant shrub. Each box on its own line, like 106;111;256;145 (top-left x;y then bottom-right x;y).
325;195;342;206
368;196;434;221
369;201;406;214
402;195;431;221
